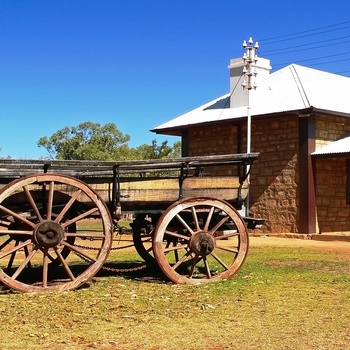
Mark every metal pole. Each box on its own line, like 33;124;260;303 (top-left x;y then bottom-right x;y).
242;37;259;216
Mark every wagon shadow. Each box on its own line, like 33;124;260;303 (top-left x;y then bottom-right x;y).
95;261;169;284
0;260;168;295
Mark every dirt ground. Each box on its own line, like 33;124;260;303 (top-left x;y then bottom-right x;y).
110;231;350;250
249;234;350;257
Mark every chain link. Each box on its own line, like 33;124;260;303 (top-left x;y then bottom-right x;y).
74;250;147;272
72;229;148;273
100;263;147;273
73;242;135;251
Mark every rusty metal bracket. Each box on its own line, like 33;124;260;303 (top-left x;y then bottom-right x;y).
43;163;51;173
178;162;189;199
112;165;122;219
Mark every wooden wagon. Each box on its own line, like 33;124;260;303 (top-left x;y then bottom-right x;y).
0;153;263;292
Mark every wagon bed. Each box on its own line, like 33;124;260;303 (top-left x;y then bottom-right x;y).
0;153;263;292
0;154;255;202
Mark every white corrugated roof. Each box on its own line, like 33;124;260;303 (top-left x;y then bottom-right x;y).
312;136;350;156
152;64;350;132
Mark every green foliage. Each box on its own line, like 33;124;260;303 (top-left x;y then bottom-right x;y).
37;122;132;160
37;121;181;161
134;139;181;160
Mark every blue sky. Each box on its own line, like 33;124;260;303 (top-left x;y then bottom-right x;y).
1;0;350;158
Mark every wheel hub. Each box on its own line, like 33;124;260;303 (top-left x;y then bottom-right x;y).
189;231;216;256
33;220;65;247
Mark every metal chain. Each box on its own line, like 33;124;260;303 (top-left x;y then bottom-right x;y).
100;263;147;273
73;242;135;251
72;234;148;273
74;250;147;273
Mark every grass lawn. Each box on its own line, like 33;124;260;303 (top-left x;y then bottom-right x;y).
0;236;349;350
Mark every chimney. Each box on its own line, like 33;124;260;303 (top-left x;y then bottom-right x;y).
228;55;271;108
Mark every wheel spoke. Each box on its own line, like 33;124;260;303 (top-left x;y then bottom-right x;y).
23;185;43;221
172;250;192;270
43;248;49;288
144;245;153;254
55;189;82;224
46;181;55;220
23;245;32;268
175;214;194;235
61;241;97;263
203;256;212;279
132;217;158;265
0;237;13;251
204;206;215;231
11;245;39;280
61;207;99;229
140;236;153;254
2;229;32;236
215;231;238;240
174;244;179;262
188;255;200;278
53;246;76;281
164;229;190;241
7;240;20;270
0;239;32;260
163;243;188;253
0;220;10;229
191;207;200;231
215;245;239;254
210;252;229;270
0;205;36;229
38;247;56;262
208;215;230;234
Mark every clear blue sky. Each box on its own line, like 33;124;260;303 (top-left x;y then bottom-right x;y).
1;0;350;159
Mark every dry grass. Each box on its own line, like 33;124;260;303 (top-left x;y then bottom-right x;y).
1;236;350;350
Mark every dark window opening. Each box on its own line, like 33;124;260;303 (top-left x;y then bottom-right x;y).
347;159;350;204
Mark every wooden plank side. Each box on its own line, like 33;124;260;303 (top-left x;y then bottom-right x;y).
0;175;248;208
91;176;249;203
0;152;259;178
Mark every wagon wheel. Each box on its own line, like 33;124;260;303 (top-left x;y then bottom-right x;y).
0;173;112;293
131;214;160;265
132;214;199;267
152;197;249;284
132;228;155;265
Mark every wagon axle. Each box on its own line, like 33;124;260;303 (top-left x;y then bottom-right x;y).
189;231;216;256
33;221;65;248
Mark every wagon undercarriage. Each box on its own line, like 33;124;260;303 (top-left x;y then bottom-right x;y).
0;153;263;292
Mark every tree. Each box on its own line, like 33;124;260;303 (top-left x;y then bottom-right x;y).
37;122;132;160
134;140;181;160
38;122;182;161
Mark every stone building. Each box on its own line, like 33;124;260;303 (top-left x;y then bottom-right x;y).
151;52;350;235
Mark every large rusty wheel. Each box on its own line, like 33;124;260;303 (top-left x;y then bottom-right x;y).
131;213;160;265
152;197;249;284
0;173;112;293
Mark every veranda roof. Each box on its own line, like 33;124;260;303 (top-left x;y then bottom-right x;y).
312;136;350;157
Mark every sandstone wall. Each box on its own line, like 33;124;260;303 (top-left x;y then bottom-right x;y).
184;114;350;234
